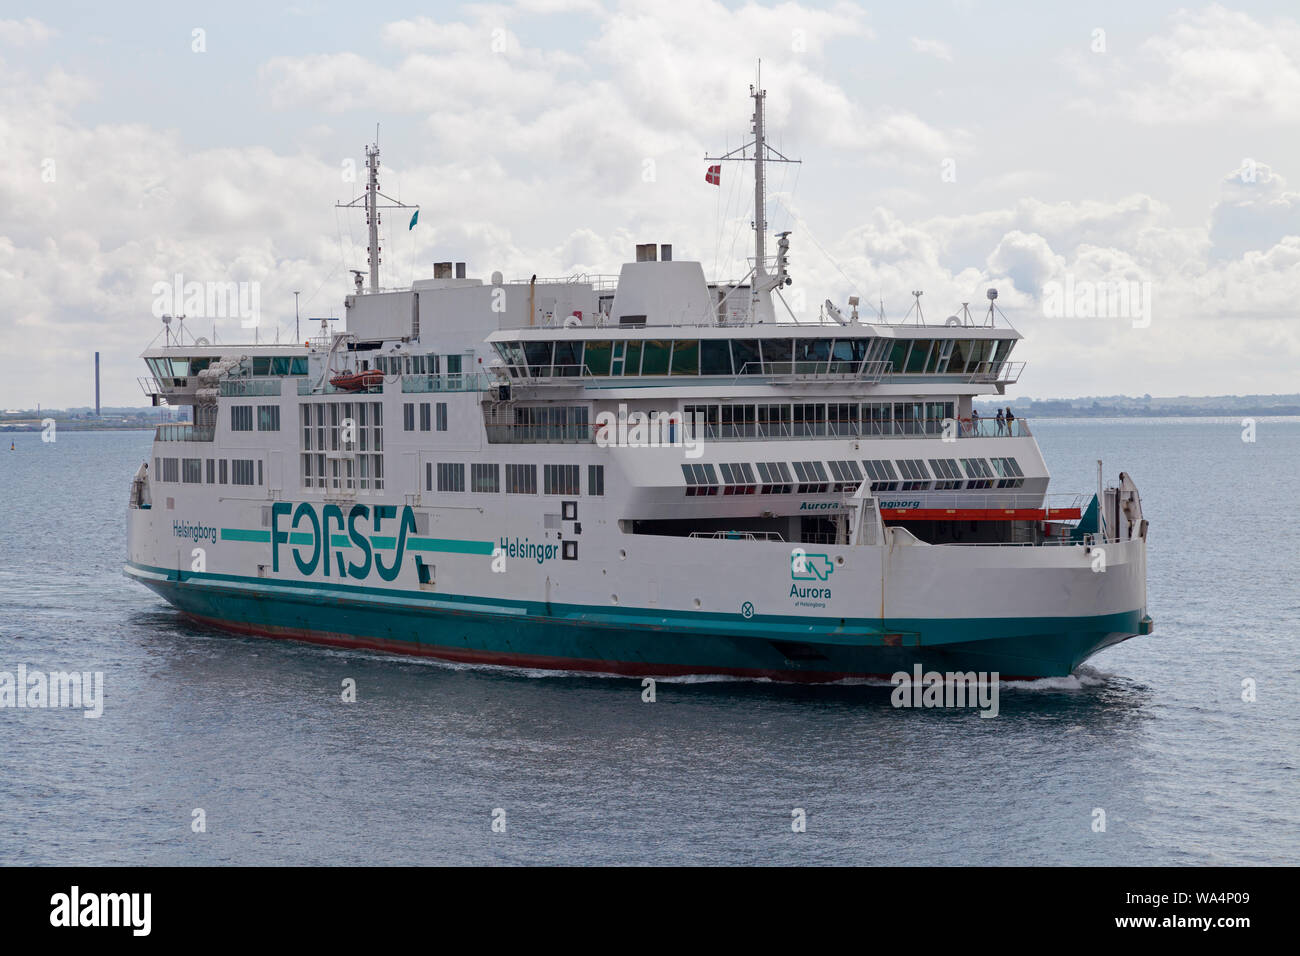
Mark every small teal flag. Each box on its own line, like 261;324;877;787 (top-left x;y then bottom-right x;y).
408;209;419;230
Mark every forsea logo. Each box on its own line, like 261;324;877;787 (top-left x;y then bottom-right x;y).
271;502;416;581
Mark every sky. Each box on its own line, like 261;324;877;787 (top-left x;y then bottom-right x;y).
2;0;1299;408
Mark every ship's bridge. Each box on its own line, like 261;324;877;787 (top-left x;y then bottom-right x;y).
139;344;310;407
484;323;1023;388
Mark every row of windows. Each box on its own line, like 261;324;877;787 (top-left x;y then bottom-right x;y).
302;453;385;492
372;353;463;376
426;463;605;497
494;337;1015;378
231;404;280;432
155;457;260;486
301;401;383;454
150;356;308;385
403;402;448;432
681;456;1026;495
683;401;957;438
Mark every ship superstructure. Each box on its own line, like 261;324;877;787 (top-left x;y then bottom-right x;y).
126;78;1152;680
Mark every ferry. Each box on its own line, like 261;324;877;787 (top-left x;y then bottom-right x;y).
125;79;1153;681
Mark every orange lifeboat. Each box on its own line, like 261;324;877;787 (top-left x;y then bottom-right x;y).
329;369;383;392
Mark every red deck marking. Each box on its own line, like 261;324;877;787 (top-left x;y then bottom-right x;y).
881;507;1082;522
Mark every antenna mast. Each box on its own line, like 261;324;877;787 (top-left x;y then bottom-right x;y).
705;60;801;322
337;138;418;294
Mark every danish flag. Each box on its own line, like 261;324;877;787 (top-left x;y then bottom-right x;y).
705;165;721;186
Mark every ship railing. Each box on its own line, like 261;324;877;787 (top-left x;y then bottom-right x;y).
486;422;595;444
298;377;389;395
967;361;1026;385
506;361;898;384
299;378;383;395
401;372;494;393
512;273;619;292
687;530;786;542
682;417;1032;441
733;360;893;384
871;492;1086;512
219;378;281;397
154;423;215;442
939;534;1125;548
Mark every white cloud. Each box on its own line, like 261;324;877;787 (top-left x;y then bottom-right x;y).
1070;4;1300;123
0;17;55;46
910;37;952;62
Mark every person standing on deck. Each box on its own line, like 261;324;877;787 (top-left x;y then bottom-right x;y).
970;407;980;437
1005;407;1016;435
995;408;1005;435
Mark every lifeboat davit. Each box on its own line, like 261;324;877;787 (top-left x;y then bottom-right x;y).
329;369;383;392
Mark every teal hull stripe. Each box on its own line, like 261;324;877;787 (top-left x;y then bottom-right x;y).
124;560;1142;649
123;560;1143;677
407;537;495;556
220;529;270;543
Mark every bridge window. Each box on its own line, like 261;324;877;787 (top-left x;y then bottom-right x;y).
257;405;279;431
796;337;831;371
523;341;553;376
731;338;760;374
904;340;933;374
640;340;671;375
670;340;699;375
760;338;793;374
231;406;253;431
553;340;583;376
829;338;867;374
700;339;732;375
584;341;612;376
